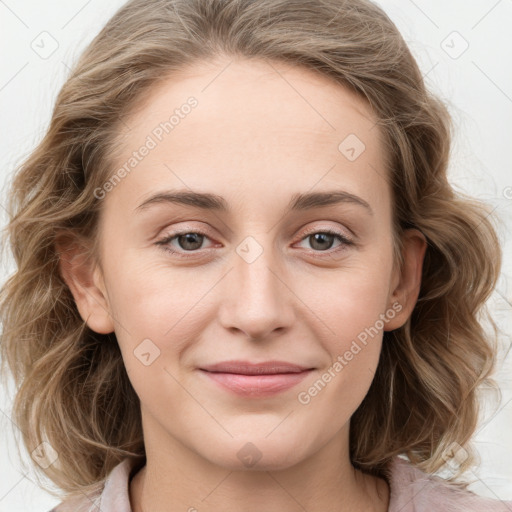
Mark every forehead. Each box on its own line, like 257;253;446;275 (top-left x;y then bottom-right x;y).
106;57;390;217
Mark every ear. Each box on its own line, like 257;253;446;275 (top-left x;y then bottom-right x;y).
384;228;427;331
55;232;115;334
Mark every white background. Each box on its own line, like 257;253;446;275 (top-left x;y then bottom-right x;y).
0;0;511;510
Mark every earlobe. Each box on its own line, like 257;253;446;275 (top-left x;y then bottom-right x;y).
56;234;115;334
385;228;427;331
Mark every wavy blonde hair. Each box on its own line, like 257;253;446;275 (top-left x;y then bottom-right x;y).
0;0;504;502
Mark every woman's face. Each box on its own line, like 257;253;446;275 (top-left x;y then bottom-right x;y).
65;57;425;471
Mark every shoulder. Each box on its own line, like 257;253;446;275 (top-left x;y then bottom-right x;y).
385;455;512;512
47;492;102;512
48;456;145;512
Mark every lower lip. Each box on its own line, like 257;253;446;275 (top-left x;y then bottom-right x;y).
200;369;313;398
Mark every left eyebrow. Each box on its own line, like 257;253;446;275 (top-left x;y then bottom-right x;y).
289;190;373;216
134;189;373;216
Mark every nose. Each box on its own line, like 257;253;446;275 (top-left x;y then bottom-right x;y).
217;239;295;341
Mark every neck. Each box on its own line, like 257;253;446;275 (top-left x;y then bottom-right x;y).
129;420;389;512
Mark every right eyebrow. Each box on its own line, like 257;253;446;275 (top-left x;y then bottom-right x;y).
135;190;229;213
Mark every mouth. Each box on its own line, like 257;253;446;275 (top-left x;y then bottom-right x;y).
198;360;315;398
200;360;314;375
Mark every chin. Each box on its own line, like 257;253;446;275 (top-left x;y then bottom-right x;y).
199;436;309;472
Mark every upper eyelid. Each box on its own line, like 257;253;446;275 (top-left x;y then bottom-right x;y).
158;224;351;239
299;224;352;239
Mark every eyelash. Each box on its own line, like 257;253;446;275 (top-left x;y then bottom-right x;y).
155;227;354;260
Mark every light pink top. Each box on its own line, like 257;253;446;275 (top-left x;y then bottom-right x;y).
50;455;512;511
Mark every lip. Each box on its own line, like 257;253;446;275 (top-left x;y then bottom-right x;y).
199;360;315;398
200;360;313;375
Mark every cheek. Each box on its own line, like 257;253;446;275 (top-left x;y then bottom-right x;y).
294;258;392;398
300;259;393;336
296;275;387;425
103;253;219;379
105;249;207;328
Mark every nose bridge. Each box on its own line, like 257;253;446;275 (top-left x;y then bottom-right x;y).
219;234;293;339
236;234;280;300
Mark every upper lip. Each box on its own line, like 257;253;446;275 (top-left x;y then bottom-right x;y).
200;360;313;375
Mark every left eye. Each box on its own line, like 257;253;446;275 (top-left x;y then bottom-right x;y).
296;230;353;252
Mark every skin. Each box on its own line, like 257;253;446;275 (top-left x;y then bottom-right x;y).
58;56;427;512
